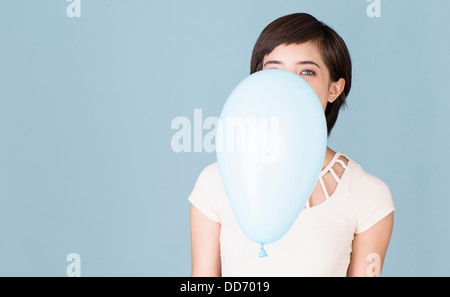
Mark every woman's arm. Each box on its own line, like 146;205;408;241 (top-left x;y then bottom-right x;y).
347;212;394;277
190;204;221;276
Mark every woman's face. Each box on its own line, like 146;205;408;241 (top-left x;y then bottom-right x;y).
262;42;345;111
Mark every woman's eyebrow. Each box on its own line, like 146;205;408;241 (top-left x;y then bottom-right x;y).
263;60;283;67
296;61;320;68
263;60;321;68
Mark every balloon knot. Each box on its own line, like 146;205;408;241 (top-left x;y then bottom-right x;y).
259;244;268;258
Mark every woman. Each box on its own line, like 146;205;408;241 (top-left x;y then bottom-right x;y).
188;13;395;277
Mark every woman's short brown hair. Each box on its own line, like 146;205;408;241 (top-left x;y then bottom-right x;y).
250;13;352;136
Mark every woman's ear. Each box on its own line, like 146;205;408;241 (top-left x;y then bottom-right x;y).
328;78;346;103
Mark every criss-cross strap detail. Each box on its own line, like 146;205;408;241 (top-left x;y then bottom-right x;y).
335;159;347;169
318;175;330;200
320;152;341;176
304;152;348;209
329;168;340;183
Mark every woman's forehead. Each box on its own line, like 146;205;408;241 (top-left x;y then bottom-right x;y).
264;42;326;66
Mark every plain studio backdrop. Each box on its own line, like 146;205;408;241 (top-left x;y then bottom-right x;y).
0;0;448;276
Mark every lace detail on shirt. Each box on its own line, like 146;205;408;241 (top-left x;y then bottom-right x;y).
305;152;349;209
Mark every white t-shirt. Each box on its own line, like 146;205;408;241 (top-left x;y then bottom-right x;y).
188;152;395;276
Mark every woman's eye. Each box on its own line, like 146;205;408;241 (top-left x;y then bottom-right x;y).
300;70;315;76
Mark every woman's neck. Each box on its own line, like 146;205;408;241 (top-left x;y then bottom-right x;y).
322;147;337;171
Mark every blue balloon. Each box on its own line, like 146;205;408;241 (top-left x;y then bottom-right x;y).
216;69;327;257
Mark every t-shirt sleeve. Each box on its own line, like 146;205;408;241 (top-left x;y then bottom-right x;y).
350;165;395;234
188;163;221;223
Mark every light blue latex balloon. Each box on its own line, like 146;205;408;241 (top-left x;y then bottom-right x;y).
216;69;327;257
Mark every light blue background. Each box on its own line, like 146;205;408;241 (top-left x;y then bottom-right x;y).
0;0;448;276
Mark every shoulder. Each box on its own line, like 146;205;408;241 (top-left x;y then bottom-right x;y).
188;162;225;223
194;162;221;189
345;158;395;234
348;159;392;199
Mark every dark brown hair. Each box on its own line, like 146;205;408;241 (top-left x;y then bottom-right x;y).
250;13;352;136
